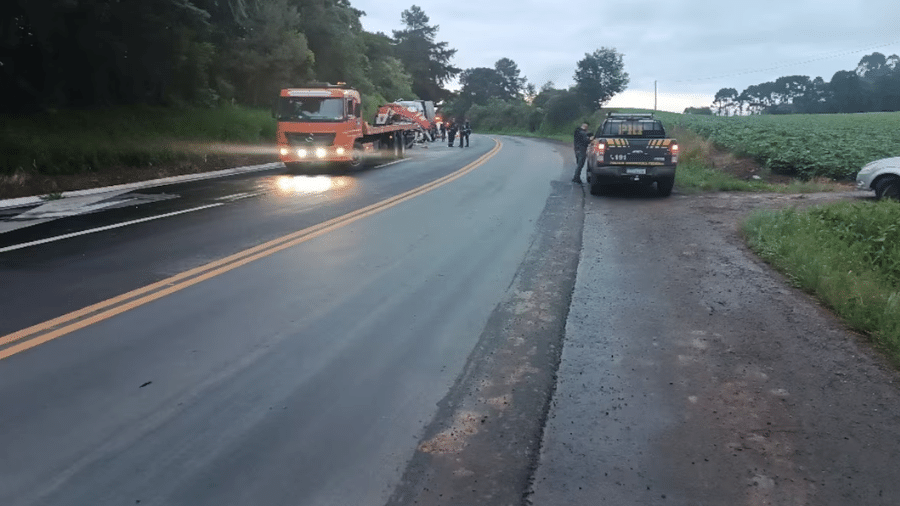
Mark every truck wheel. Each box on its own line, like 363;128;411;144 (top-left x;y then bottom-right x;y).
348;143;363;168
875;176;900;200
394;134;406;158
657;176;675;197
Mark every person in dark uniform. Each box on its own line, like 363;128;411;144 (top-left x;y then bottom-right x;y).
459;119;471;147
572;122;593;184
448;121;457;147
440;122;446;141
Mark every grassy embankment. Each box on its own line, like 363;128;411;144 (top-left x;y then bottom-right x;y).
744;200;900;364
0;105;276;197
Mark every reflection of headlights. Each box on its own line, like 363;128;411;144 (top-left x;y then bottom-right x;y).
297;148;308;158
316;148;327;159
276;176;295;192
279;147;289;156
275;175;334;194
335;147;345;155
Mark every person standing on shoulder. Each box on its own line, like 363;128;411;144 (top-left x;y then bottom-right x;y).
459;119;471;147
572;122;593;184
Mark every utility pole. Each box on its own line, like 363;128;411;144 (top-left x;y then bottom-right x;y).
654;81;658;111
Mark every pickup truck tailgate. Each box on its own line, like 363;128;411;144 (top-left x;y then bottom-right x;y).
602;138;676;165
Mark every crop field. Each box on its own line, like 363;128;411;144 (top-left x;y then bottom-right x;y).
654;111;900;181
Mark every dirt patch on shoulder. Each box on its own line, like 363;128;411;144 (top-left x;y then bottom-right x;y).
531;185;900;506
708;149;794;184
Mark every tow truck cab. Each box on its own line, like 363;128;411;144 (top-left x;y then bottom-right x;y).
275;84;365;166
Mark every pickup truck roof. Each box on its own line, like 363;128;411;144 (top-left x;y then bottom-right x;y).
597;114;667;139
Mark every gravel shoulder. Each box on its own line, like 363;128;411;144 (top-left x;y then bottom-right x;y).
529;187;900;505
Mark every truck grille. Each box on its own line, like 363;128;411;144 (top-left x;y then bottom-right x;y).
285;132;336;146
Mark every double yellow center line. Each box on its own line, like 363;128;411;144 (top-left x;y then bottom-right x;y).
0;139;502;361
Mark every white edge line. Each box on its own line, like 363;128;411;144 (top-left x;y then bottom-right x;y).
0;162;283;211
0;203;224;253
372;158;409;169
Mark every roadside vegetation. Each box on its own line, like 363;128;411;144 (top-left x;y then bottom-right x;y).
0;105;276;177
744;200;900;364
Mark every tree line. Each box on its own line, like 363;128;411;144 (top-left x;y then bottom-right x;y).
711;52;900;115
0;0;631;135
444;47;629;132
0;1;457;114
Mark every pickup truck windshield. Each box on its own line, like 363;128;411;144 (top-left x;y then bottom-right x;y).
277;97;345;122
600;120;666;138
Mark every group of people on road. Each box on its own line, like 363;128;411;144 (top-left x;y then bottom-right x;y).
439;119;471;148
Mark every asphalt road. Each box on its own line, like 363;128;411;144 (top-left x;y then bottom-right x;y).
5;136;900;506
0;136;574;506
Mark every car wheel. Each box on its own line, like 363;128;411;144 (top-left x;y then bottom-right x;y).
657;176;675;197
875;176;900;200
589;181;606;196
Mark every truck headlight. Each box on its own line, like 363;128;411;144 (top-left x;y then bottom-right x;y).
335;147;345;156
280;147;289;156
315;148;327;159
297;148;308;158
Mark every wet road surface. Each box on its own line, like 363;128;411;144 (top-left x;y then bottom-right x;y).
0;136;572;505
3;135;900;506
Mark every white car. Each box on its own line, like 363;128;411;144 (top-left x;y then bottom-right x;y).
856;156;900;200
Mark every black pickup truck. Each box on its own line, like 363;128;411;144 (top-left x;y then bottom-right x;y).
586;113;678;197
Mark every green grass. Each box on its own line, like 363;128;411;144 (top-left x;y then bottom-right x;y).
0;105;276;176
743;200;900;363
674;159;773;193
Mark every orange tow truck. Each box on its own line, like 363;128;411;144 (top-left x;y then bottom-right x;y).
276;83;423;169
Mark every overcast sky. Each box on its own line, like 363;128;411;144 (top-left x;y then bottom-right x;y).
352;0;900;112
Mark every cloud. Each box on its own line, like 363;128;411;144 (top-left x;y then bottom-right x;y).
354;0;900;109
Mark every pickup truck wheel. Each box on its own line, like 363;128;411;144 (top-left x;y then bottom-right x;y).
657;176;675;197
875;176;900;200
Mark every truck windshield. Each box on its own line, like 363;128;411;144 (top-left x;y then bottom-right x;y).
600;120;666;138
277;97;345;122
